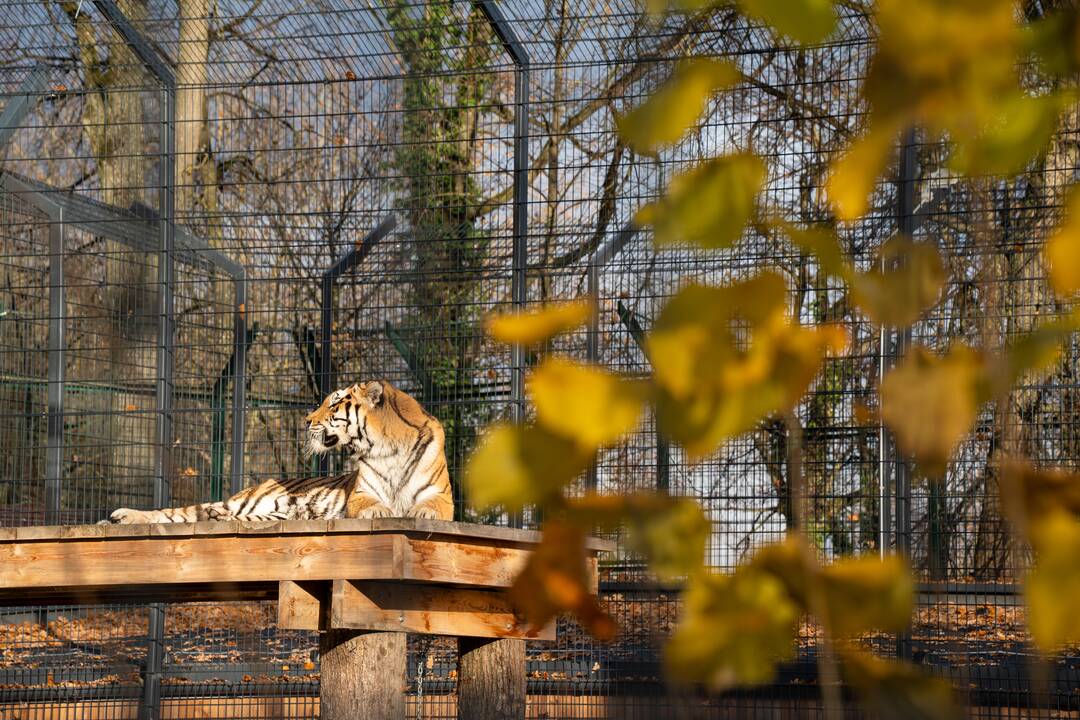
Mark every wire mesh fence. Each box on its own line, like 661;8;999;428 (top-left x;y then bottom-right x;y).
0;0;1077;717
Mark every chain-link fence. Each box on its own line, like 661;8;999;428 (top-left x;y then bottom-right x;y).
0;0;1077;717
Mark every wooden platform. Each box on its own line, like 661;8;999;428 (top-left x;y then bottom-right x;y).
0;518;612;640
0;519;614;719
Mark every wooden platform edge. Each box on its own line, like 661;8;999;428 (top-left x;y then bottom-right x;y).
2;518;617;553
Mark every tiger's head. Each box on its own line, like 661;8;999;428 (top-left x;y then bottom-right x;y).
304;380;438;460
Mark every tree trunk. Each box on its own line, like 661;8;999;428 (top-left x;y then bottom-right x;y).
176;0;214;221
319;630;406;720
457;637;525;720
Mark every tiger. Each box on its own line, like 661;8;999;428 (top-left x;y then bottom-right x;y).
103;380;453;523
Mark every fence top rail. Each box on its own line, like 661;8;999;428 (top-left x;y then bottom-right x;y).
0;171;245;280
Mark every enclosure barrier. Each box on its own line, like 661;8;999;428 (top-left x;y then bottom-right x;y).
0;518;611;719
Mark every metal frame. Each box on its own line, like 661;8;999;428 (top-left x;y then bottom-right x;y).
0;63;50;151
475;0;530;527
0;171;250;493
84;8;175;714
475;0;530;421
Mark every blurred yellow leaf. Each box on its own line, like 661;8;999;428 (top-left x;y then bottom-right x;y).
738;0;836;45
820;554;913;637
747;535;816;598
510;520;616;641
880;345;986;477
750;537;913;637
774;220;853;280
851;236;944;328
464;423;590;512
485;299;593;346
1027;7;1080;77
528;358;648;449
949;92;1067;177
637;152;765;249
999;461;1080;527
991;316;1075;392
568;493;710;582
866;0;1019;143
1026;512;1080;652
826;123;897;221
649;273;845;459
616;59;739;156
843;651;962;720
665;569;798;689
1045;188;1080;299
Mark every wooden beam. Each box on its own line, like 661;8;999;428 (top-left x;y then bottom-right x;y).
0;533;402;589
329;580;555;640
458;637;526;720
278;580;328;631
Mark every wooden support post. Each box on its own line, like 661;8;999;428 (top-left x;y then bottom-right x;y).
319;630;406;720
457;637;525;720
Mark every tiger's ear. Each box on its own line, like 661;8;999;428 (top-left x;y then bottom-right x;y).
361;381;383;407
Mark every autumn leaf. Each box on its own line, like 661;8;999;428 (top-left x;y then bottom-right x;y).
1026;512;1080;652
649;273;845;459
843;651;962;720
948;92;1067;177
528;358;648;449
865;0;1019;141
826;122;898;221
665;569;798;689
880;345;987;477
616;58;739;156
773;220;853;280
999;461;1080;527
851;235;945;328
990;316;1076;393
820;554;913;637
637;152;765;250
464;423;591;512
485;299;593;346
1027;6;1080;77
749;537;912;637
1045;188;1080;299
509;520;616;641
567;493;710;582
738;0;837;45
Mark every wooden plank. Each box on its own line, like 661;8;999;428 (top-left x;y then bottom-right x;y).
320;630;406;720
458;637;526;720
400;538;532;587
0;533;403;588
0;519;616;553
330;580;555;640
278;580;327;631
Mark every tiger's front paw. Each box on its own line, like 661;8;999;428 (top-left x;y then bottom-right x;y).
105;508;154;524
409;505;439;520
356;503;394;519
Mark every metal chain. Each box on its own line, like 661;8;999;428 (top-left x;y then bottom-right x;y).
415;636;430;720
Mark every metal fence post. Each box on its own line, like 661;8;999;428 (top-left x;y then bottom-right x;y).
230;275;248;496
894;126;918;661
475;0;530;527
90;4;176;717
45;211;64;525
